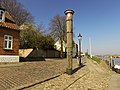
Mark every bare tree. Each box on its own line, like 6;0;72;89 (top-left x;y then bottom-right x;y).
37;22;46;34
0;0;33;26
49;15;66;58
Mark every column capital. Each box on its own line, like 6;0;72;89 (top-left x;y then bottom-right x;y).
64;10;74;15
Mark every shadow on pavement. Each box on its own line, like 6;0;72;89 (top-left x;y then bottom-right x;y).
19;57;45;62
72;64;86;74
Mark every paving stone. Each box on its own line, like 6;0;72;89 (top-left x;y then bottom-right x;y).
0;58;78;90
0;58;112;90
23;57;111;90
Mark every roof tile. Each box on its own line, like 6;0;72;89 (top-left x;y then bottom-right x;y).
0;21;19;30
0;10;19;30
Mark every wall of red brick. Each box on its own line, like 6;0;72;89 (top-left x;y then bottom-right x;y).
0;27;20;55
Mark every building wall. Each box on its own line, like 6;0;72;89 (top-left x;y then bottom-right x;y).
73;43;78;57
0;55;19;62
54;39;66;52
0;27;20;55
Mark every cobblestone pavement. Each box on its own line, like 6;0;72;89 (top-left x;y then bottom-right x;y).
24;65;89;90
0;58;112;90
108;72;120;90
0;58;78;90
23;57;112;90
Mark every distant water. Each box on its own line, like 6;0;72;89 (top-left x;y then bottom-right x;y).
112;58;120;65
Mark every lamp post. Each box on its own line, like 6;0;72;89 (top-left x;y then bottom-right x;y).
78;33;82;66
89;37;92;58
64;10;74;75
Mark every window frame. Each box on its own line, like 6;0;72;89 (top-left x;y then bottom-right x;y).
4;35;13;50
0;10;5;21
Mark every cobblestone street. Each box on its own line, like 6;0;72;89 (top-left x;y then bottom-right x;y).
0;57;112;90
0;58;78;90
23;57;111;90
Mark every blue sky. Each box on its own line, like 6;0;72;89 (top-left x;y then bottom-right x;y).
19;0;120;55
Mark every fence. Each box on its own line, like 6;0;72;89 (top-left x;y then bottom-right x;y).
19;49;66;58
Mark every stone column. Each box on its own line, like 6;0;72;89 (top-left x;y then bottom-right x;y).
64;10;74;75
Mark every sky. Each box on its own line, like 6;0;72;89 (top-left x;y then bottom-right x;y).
19;0;120;55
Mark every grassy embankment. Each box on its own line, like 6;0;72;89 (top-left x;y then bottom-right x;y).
88;56;110;70
91;56;101;64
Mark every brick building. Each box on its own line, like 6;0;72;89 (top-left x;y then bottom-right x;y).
0;8;20;62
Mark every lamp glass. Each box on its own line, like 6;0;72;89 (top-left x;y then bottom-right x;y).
78;34;82;40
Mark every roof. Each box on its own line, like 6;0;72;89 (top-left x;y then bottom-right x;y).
0;9;19;30
0;21;19;30
5;11;15;23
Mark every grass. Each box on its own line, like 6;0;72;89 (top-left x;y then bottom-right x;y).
91;56;101;64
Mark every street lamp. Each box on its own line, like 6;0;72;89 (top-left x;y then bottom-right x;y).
64;10;74;75
78;33;82;66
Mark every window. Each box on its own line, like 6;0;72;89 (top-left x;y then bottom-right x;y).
4;35;13;50
0;10;5;21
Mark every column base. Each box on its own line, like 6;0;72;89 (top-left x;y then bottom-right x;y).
66;68;73;75
79;58;82;66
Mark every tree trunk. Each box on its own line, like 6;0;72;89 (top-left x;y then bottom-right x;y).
60;31;63;58
60;37;63;58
